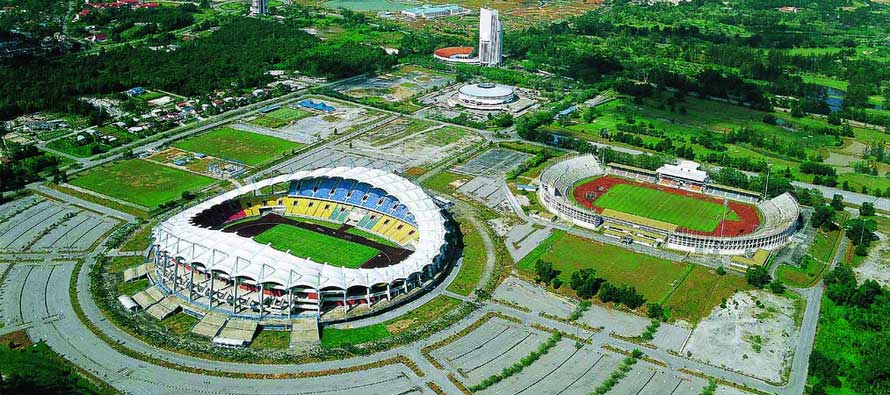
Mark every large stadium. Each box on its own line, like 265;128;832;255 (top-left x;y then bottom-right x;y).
150;167;454;321
539;154;801;256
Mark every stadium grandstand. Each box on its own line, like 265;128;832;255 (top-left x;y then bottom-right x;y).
150;167;454;321
538;155;801;256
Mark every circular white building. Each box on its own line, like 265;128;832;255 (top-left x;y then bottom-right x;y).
456;82;515;109
151;167;453;321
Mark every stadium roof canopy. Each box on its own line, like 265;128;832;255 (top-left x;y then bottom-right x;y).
657;160;709;183
459;82;514;98
154;167;447;290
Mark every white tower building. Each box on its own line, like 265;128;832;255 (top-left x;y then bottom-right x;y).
250;0;268;15
478;8;503;67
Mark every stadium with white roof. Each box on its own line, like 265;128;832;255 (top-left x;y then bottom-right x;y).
150;167;454;320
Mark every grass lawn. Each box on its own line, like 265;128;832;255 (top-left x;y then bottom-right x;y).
383;295;461;334
591;183;738;232
809;226;845;263
107;255;144;274
777;257;827;288
173;127;302;166
160;312;199;336
663;266;751;324
424;126;467;146
419;171;468;193
253;224;379;268
117;278;149;296
252;108;312;129
0;336;110;394
517;231;688;302
69;159;216;209
321;295;460;348
250;329;290;349
446;220;486;296
119;221;156;252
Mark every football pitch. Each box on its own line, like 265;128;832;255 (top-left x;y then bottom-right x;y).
253;224;380;268
173;127;302;166
592;183;739;232
69;159;217;209
251;108;312;129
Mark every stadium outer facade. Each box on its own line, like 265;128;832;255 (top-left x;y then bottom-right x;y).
150;167;452;320
538;154;801;256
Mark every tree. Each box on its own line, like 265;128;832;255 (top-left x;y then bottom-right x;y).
769;280;785;294
716;266;726;275
647;303;664;319
846;218;877;249
534;259;558;284
810;204;836;230
860;202;875;217
831;194;845;211
570;268;603;299
745;265;771;288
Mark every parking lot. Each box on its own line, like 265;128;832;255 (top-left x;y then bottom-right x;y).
0;195;117;253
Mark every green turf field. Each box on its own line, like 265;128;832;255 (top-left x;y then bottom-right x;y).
517;231;688;302
253;224;380;268
173;127;302;166
251;108;312;129
591;183;739;232
69;159;217;208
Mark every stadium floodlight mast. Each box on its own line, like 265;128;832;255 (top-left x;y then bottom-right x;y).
762;164;773;200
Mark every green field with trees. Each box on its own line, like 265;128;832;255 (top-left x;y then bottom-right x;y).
69;159;217;209
173;127;302;166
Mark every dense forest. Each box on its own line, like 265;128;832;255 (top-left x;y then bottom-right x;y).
0;17;396;119
810;265;890;395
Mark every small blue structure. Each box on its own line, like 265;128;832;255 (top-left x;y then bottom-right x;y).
555;105;578;119
126;87;146;97
173;159;188;166
517;184;538;192
298;100;335;113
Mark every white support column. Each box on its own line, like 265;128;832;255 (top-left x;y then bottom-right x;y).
386;283;391;301
342;291;347;313
208;272;215;309
188;265;195;302
366;287;371;307
288;288;294;320
173;259;179;293
232;278;239;314
257;283;264;319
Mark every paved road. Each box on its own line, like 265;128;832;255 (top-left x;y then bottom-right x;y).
28;184;136;222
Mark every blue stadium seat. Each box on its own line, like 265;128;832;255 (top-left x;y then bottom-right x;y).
332;179;353;201
288;180;299;196
361;188;386;209
298;179;318;197
316;178;337;197
346;183;370;205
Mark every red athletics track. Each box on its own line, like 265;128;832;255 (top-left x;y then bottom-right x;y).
572;175;760;237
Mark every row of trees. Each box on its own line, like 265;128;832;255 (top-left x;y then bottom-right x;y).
534;260;646;310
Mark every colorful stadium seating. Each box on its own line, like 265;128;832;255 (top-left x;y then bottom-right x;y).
192;176;424;247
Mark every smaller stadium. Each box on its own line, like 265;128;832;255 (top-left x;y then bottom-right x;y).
433;46;478;64
539;155;800;258
149;167;455;324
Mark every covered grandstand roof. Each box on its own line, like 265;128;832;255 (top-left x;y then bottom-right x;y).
657;160;709;183
154;167;447;290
